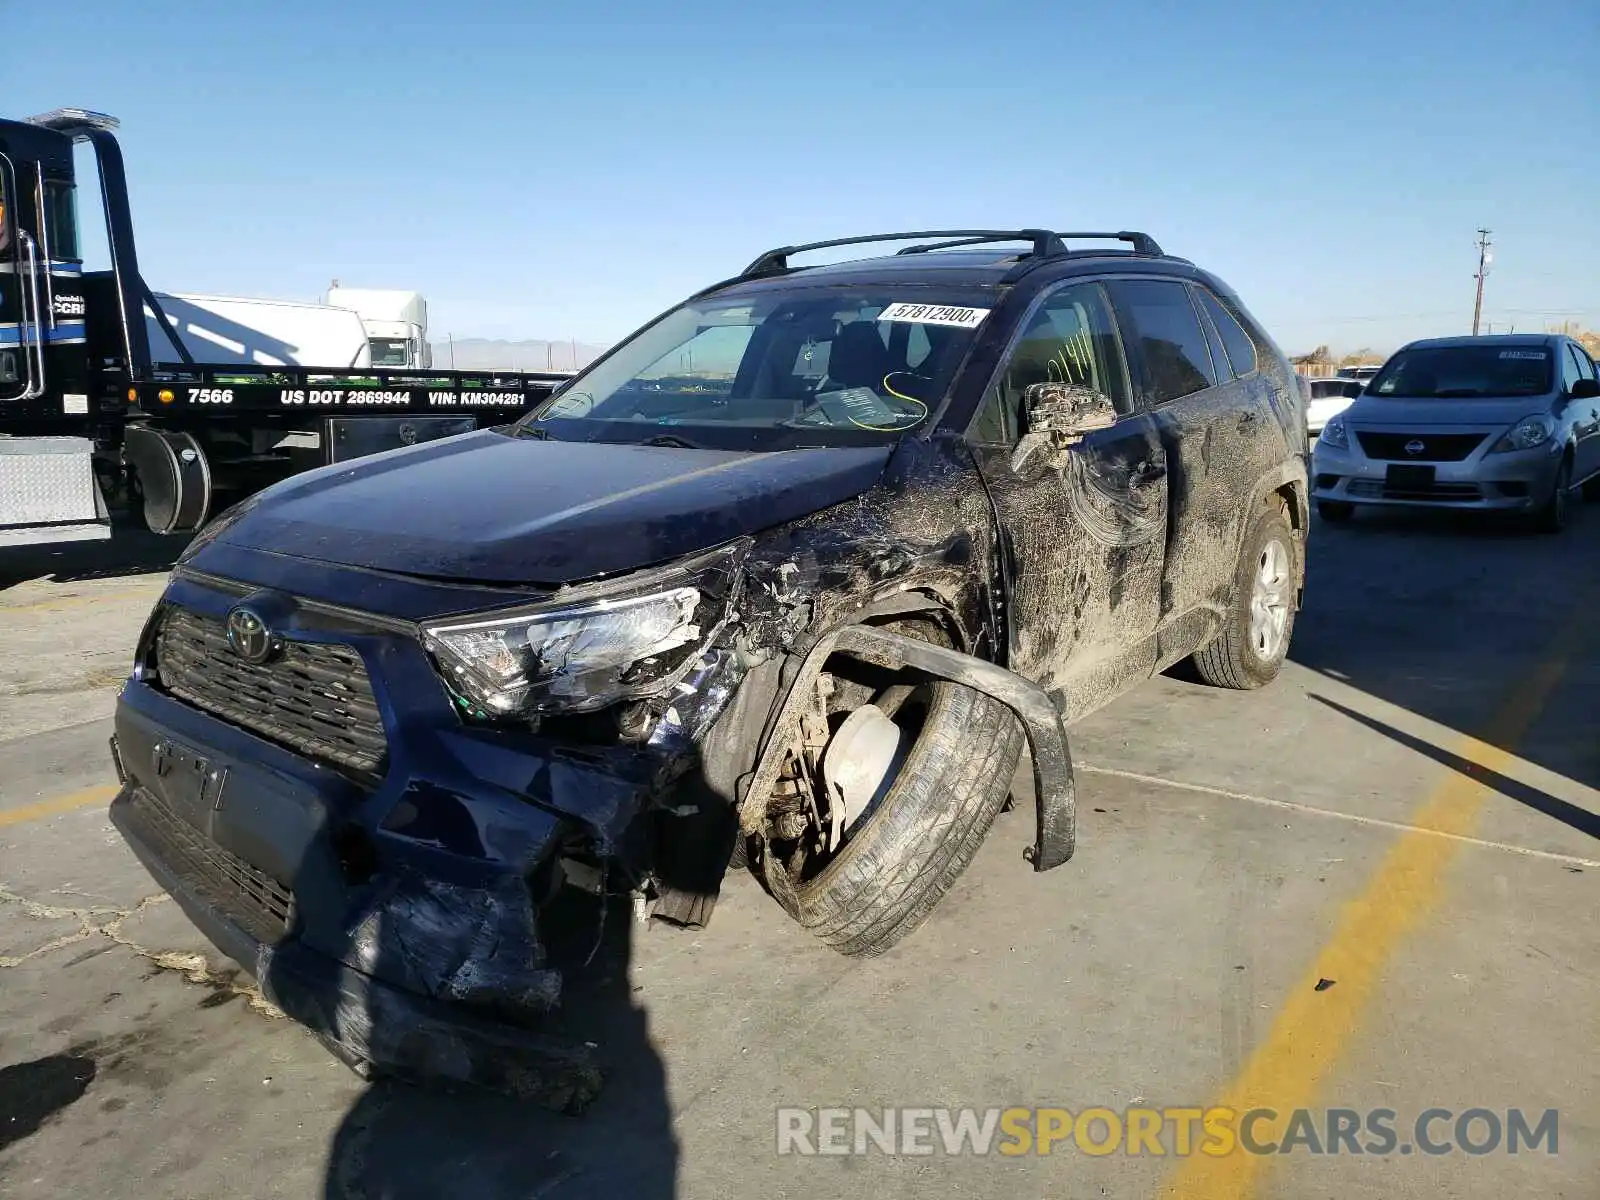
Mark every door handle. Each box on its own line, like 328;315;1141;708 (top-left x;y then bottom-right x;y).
1237;409;1259;427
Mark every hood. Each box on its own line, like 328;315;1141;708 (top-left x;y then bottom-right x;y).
1343;394;1554;428
210;430;893;585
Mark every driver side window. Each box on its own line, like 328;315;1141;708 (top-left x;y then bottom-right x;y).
970;283;1131;445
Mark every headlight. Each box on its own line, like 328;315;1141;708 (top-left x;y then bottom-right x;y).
1318;416;1348;450
1491;415;1555;454
422;542;745;718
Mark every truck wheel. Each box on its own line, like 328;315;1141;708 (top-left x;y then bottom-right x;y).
762;660;1023;958
1190;498;1299;690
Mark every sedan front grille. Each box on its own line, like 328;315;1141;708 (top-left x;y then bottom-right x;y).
154;607;387;775
1355;432;1487;461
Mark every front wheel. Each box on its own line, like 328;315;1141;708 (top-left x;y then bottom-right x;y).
1531;458;1571;534
758;657;1023;958
1190;498;1299;690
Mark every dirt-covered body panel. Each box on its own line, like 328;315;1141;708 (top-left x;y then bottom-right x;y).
106;230;1307;1103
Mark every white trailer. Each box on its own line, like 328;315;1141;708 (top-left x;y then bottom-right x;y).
325;287;430;368
145;292;373;369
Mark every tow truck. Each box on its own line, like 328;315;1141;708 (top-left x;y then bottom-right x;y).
0;109;569;549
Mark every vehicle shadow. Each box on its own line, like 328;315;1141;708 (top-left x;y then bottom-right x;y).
1289;500;1599;791
0;524;192;589
320;892;679;1200
1308;694;1599;840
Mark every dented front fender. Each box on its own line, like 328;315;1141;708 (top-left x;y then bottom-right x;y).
737;623;1078;873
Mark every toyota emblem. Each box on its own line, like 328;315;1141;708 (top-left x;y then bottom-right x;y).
1404;439;1426;456
225;606;276;664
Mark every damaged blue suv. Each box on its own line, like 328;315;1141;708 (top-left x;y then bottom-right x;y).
109;230;1309;1107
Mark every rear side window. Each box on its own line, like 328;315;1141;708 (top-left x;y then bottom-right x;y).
1105;280;1218;405
1195;288;1258;378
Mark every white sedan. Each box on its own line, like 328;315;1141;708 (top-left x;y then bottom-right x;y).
1306;377;1365;435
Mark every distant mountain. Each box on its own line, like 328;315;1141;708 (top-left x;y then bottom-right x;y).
429;337;607;372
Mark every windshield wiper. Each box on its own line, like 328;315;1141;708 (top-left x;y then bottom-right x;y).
638;433;704;449
513;424;553;439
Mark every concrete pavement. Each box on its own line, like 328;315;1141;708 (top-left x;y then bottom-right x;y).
0;504;1595;1198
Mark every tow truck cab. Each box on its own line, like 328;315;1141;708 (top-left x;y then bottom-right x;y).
0;109;132;545
0;108;567;550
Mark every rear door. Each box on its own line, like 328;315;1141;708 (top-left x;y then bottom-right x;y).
1103;279;1236;657
966;280;1168;718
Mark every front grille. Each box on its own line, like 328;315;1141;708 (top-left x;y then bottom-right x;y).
1349;479;1483;501
1355;431;1486;461
155;607;387;775
125;786;293;946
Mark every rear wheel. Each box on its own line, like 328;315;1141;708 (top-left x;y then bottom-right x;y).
1191;498;1299;690
1317;499;1355;523
1580;471;1600;503
755;628;1023;958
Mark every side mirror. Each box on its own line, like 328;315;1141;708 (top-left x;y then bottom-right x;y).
1569;378;1600;400
1012;382;1119;472
1022;382;1118;443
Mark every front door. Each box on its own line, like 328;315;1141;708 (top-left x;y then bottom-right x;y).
967;280;1168;720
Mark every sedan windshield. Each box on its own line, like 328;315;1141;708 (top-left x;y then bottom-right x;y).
521;285;999;449
1368;346;1553;399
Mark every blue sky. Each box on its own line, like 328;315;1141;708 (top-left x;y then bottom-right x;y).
7;0;1596;354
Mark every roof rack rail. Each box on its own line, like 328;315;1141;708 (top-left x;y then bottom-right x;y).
742;229;1068;277
740;228;1164;278
1055;230;1163;257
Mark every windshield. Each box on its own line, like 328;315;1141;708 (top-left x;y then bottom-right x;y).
1368;346;1554;399
369;337;410;366
522;285;998;450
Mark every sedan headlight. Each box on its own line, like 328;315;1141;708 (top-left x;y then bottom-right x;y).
422;542;745;719
1318;415;1348;450
1490;415;1555;454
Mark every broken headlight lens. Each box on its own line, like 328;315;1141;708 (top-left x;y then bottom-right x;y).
1318;416;1348;450
421;543;745;718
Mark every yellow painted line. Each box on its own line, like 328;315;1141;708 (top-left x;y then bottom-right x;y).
1161;611;1585;1200
1;584;166;615
0;784;119;829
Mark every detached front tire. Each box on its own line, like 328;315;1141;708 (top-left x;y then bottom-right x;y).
769;673;1023;958
1191;498;1299;690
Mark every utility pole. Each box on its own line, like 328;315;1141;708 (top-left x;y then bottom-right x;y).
1471;228;1492;336
448;332;456;369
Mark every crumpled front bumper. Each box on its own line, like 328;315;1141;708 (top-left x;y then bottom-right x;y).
107;679;661;1111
